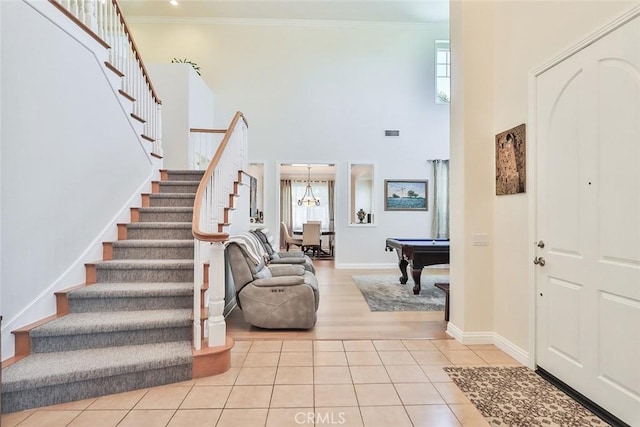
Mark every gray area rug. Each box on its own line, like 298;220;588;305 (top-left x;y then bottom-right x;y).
352;274;448;312
444;366;609;426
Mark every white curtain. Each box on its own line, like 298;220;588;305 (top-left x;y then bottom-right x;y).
429;160;450;239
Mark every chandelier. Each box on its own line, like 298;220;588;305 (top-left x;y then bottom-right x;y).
297;166;320;206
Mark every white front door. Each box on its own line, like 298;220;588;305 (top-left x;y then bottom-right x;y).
535;13;640;426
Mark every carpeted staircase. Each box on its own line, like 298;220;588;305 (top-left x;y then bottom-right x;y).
1;170;206;413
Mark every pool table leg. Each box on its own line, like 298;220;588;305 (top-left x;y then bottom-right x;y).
411;268;422;294
398;259;409;284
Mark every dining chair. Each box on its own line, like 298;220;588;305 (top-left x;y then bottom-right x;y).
302;222;322;258
280;221;303;251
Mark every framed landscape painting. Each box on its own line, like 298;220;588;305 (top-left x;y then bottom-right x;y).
384;179;428;211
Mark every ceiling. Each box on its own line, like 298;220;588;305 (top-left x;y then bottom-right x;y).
119;0;449;23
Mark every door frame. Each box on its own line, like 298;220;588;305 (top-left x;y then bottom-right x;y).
527;4;640;371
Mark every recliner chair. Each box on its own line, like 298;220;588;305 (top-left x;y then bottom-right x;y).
250;228;315;273
225;239;319;329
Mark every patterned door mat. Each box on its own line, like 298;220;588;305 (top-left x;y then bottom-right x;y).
444;366;610;426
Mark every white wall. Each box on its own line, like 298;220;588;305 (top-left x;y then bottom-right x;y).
147;64;215;170
127;18;450;267
449;0;637;359
1;1;154;359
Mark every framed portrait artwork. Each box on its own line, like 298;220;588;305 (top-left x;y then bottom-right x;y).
384;180;428;211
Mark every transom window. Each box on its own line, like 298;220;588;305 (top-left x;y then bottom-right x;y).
435;40;450;104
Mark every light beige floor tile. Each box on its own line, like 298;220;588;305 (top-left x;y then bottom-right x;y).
195;367;241;386
67;410;128;427
394;382;446;405
377;350;417;365
432;339;468;351
421;364;454;382
216;408;268;427
465;344;497;351
266;407;314;427
449;404;491;427
473;349;520;365
243;351;280;367
43;397;96;411
235;366;278;385
279;351;314;366
314;407;364;427
249;340;283;352
134;386;191;410
232;340;253;352
434;382;472;404
314;366;353;384
13;410;80;427
87;389;148;410
314;340;344;351
372;340;406;351
401;339;438;351
441;350;486;365
0;409;36;427
271;385;314;408
167;409;222;426
167;379;197;387
314;384;358;407
343;340;375;351
359;406;413;427
346;351;382;366
230;352;248;367
118;410;175;427
410;350;452;365
282;340;313;352
349;366;391;383
405;405;462;427
179;386;232;409
354;383;401;406
225;385;273;408
385;365;428;383
315;351;348;366
276;366;314;384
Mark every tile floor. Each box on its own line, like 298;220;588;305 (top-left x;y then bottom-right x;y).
2;338;521;426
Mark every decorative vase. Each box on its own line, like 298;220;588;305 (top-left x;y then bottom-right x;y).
357;209;366;223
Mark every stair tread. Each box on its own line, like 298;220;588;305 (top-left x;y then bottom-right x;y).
159;181;199;185
30;309;192;337
68;282;193;299
149;194;195;198
111;240;193;248
138;207;193;212
2;341;192;392
93;259;193;267
126;222;192;229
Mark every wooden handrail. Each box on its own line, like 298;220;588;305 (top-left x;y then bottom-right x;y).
111;0;161;104
192;111;249;242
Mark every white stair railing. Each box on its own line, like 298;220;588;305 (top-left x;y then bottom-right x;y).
189;129;227;170
50;0;163;157
192;112;248;350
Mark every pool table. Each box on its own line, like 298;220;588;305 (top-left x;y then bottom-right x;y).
385;238;450;295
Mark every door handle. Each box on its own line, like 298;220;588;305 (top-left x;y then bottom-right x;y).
533;256;546;266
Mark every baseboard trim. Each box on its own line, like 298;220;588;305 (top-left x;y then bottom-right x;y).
446;322;531;367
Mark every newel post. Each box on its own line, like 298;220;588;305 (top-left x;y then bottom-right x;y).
207;242;227;347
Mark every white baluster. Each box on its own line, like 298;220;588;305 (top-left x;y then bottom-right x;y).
71;0;79;18
207;242;226;347
84;0;98;31
193;240;202;351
